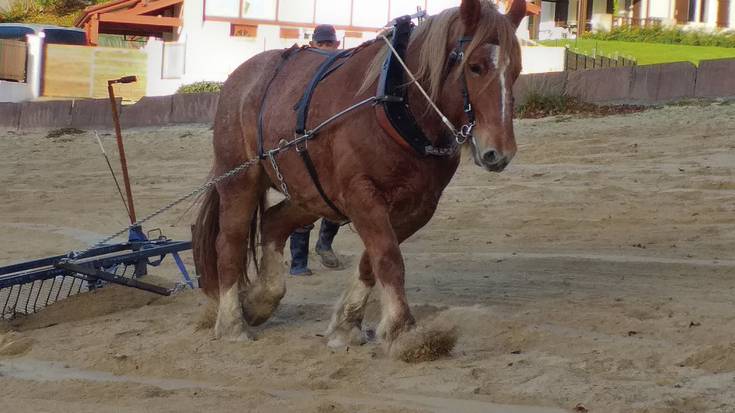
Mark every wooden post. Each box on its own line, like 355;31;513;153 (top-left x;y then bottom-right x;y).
107;80;137;225
530;0;541;39
89;15;100;46
577;0;588;35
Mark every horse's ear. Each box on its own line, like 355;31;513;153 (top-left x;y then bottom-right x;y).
506;0;527;29
460;0;482;33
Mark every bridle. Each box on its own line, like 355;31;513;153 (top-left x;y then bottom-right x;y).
447;36;477;145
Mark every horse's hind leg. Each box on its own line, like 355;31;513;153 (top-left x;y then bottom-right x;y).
325;251;374;348
214;171;265;340
241;199;318;326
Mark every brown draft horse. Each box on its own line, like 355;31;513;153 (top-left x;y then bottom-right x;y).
193;0;525;355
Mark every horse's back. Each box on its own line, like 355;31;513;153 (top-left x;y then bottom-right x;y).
212;50;289;167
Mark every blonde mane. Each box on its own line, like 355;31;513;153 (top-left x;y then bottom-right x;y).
359;1;519;100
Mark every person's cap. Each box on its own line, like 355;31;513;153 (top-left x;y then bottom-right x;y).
313;24;337;42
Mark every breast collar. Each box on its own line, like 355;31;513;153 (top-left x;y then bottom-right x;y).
375;16;476;157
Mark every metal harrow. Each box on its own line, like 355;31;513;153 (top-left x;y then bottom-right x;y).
0;226;192;320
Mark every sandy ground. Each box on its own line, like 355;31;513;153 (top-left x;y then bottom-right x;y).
0;103;734;413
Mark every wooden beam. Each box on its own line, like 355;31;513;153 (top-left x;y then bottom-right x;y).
76;0;140;27
129;0;183;15
99;14;182;27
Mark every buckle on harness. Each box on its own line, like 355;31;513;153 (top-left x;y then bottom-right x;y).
457;121;475;144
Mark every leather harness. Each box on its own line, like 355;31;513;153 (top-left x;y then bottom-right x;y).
256;16;476;222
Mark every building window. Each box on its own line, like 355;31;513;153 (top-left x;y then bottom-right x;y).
204;0;456;30
278;0;315;23
242;0;277;20
427;0;459;14
353;0;390;27
205;0;239;18
314;0;351;25
162;42;185;79
391;0;426;19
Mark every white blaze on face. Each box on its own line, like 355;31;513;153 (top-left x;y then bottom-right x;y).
491;45;509;124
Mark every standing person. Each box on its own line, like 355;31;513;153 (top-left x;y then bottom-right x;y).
289;24;342;276
309;24;341;51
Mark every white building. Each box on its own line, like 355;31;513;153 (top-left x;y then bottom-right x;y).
78;0;478;95
536;0;734;40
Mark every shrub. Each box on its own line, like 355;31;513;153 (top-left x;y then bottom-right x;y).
176;81;223;94
583;26;735;48
516;92;646;119
1;0;108;25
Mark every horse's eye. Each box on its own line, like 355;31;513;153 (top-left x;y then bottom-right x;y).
469;64;483;75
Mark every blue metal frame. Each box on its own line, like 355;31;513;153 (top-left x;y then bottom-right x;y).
0;239;192;290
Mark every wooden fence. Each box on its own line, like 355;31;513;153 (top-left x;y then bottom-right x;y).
0;39;28;82
42;44;147;100
565;49;636;71
612;17;663;28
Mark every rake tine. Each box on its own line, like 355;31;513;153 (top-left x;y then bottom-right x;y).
24;281;34;314
32;280;43;313
14;283;22;316
54;276;65;303
44;277;57;308
1;286;12;318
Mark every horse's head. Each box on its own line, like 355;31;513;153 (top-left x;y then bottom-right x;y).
435;0;525;172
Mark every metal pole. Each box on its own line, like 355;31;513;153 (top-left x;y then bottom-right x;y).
107;81;137;224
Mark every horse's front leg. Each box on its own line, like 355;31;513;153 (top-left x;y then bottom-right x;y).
325;251;375;348
346;186;415;344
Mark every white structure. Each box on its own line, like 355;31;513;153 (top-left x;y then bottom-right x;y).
0;35;44;103
146;0;466;95
144;0;565;95
537;0;733;40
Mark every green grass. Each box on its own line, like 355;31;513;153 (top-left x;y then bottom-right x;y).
540;39;735;66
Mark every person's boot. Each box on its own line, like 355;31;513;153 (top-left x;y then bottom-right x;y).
289;229;312;276
315;220;341;269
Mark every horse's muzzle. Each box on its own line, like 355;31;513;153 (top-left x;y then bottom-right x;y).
479;149;511;172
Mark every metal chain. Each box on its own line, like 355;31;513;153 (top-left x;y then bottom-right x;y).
71;157;260;259
268;150;291;199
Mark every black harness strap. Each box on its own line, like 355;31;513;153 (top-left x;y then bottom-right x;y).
291;48;357;220
295;49;354;135
376;24;476;155
449;37;476;128
376;16;436;155
297;150;345;219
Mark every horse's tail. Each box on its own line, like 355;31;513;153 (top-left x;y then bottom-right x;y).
192;184;268;300
192;187;221;299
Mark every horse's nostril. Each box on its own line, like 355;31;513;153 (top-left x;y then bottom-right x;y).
482;150;499;165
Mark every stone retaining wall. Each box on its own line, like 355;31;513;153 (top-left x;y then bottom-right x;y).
2;58;734;130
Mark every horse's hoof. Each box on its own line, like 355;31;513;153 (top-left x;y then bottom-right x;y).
241;288;284;326
214;322;254;341
242;302;276;326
